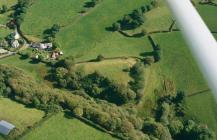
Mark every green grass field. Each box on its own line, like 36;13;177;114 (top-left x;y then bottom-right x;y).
0;28;11;39
76;58;135;85
0;98;45;139
20;113;117;140
0;55;49;82
153;32;217;135
0;0;16;25
21;0;87;39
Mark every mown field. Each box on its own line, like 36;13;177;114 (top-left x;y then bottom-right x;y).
0;0;217;139
20;113;117;140
0;98;45;140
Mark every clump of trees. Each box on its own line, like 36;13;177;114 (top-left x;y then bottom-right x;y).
155;90;216;140
129;62;145;99
52;57;137;105
111;8;145;31
111;1;159;31
1;5;8;13
43;24;61;41
153;44;161;62
85;0;100;8
13;0;30;26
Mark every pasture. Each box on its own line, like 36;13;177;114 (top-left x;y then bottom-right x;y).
0;98;45;139
76;58;136;85
20;113;117;140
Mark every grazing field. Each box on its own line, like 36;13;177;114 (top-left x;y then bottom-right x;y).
0;98;45;139
21;0;87;39
0;55;48;82
0;28;11;39
197;5;217;32
20;113;117;140
76;58;136;84
186;93;217;136
153;32;217;135
55;0;152;59
128;0;173;34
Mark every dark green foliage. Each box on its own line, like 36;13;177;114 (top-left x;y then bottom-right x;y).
129;62;145;99
151;0;159;8
143;119;172;140
103;83;136;105
159;102;170;125
112;22;121;31
119;9;145;30
96;54;105;61
52;58;137;105
51;24;60;37
169;120;184;136
144;56;155;65
1;5;8;13
14;0;30;26
52;41;60;50
178;120;216;140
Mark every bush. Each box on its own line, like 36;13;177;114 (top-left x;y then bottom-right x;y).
112;22;121;31
1;5;8;13
96;54;105;61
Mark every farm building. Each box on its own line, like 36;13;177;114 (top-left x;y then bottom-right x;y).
0;120;15;135
0;49;8;55
31;43;53;50
11;40;20;48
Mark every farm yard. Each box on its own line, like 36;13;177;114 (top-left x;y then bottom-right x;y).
0;0;217;140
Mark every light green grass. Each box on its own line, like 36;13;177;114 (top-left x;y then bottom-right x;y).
128;0;173;34
0;28;11;39
0;98;45;139
186;93;217;136
54;0;152;59
197;5;217;31
154;32;208;93
20;113;117;140
21;0;87;38
0;55;48;82
76;58;136;84
153;32;217;135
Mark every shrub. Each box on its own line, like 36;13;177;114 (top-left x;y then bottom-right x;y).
96;54;105;61
1;5;8;13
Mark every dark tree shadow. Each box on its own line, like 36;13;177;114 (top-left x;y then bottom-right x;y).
105;27;115;32
140;52;154;57
29;59;40;64
84;2;95;8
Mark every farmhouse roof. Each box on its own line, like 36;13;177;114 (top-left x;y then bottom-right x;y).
0;120;15;135
0;49;8;54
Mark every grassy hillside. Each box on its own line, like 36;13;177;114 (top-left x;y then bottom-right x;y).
21;0;87;39
0;98;45;139
154;32;217;135
20;113;117;140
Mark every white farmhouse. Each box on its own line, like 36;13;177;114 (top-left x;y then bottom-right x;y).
11;40;20;48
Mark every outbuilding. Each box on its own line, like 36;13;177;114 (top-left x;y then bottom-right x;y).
0;120;15;135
